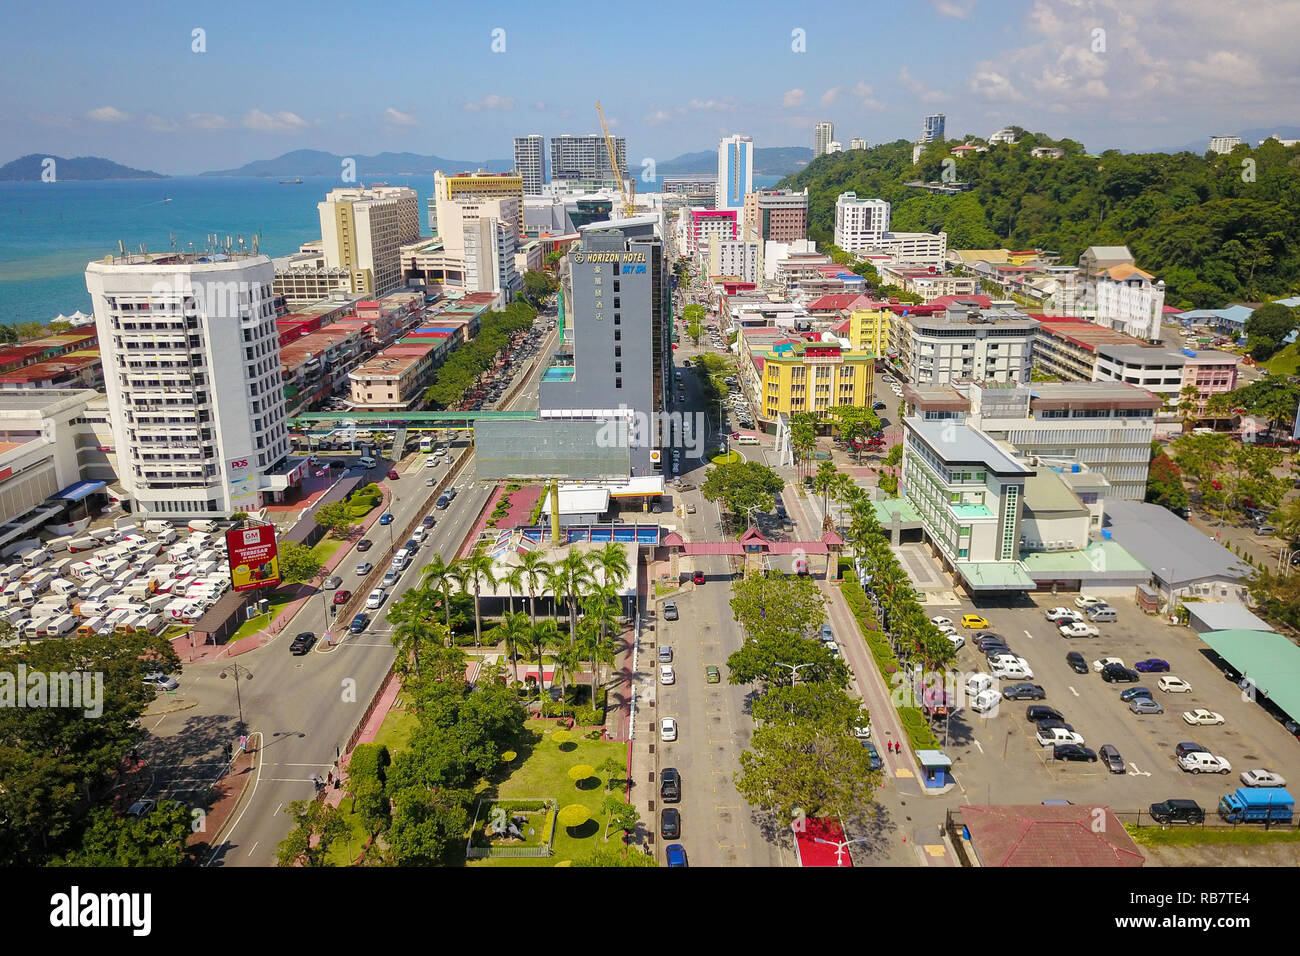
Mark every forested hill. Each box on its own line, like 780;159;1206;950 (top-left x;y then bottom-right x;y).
776;134;1300;309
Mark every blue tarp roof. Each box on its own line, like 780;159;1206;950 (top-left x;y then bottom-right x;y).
51;480;106;502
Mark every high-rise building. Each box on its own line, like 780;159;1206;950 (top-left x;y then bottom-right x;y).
828;141;843;154
715;134;754;211
833;192;890;252
318;186;420;296
849;138;868;150
814;121;835;157
922;113;945;143
550;134;626;185
1208;134;1243;154
513;134;547;195
85;252;299;517
539;219;669;474
742;188;809;243
432;170;524;237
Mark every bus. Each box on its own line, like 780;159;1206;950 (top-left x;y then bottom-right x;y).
419;435;435;453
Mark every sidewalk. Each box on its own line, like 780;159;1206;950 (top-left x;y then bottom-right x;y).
171;484;393;664
625;557;657;851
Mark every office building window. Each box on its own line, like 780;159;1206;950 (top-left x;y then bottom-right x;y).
615;377;623;389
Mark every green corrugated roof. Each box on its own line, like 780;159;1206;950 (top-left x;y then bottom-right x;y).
955;561;1036;590
871;498;921;524
1199;629;1300;720
1020;541;1148;575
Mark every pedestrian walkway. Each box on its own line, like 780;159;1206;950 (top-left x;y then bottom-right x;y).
171;485;393;664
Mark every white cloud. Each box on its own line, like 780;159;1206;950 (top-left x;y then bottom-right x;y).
968;68;1026;102
930;0;976;17
687;97;738;113
382;107;418;127
898;66;948;105
87;106;130;123
462;94;516;112
852;81;886;111
188;113;232;130
783;88;806;108
144;114;180;132
644;108;683;127
532;100;548;111
821;87;842;107
242;109;309;132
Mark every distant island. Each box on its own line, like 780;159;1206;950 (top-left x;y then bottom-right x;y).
200;149;513;177
0;153;166;181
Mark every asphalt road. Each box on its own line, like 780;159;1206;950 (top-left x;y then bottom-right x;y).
142;313;555;867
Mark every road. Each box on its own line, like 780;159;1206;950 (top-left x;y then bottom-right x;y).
143;312;556;867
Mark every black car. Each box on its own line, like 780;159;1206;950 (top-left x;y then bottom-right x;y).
861;739;882;771
1036;719;1076;733
872;401;887;410
660;807;681;839
1175;741;1209;759
1053;744;1098;762
1026;705;1064;723
289;631;316;655
403;539;419;552
436;494;451;510
349;613;369;635
1119;686;1154;703
1101;664;1140;683
660;767;681;802
356;539;373;552
1002;682;1046;701
1099;744;1126;774
1066;651;1088;674
421;516;436;529
329;459;346;469
981;642;1013;658
1149;799;1205;825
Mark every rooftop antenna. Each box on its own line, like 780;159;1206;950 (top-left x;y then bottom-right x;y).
251;234;259;254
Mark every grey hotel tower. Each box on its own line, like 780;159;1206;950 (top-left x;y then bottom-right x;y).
537;218;670;475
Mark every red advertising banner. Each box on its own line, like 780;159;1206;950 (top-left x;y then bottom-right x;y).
226;524;281;592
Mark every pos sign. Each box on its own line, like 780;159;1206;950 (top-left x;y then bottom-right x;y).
226;524;281;592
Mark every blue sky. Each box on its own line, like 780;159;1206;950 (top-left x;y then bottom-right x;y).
4;0;1298;174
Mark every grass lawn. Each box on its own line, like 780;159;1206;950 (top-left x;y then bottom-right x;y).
711;450;742;465
311;537;344;566
228;591;297;642
469;719;628;867
323;797;376;866
1262;344;1300;377
1126;825;1300;848
372;704;418;753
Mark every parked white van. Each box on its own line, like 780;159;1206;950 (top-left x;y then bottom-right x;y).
89;527;121;543
44;535;75;554
0;606;26;627
66;536;97;554
971;689;1001;714
38;614;77;638
187;519;219;533
155;528;178;545
966;672;995;698
21;548;52;568
34;594;73;614
736;435;761;445
142;520;174;535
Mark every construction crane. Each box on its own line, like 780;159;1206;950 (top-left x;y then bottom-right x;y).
595;101;637;218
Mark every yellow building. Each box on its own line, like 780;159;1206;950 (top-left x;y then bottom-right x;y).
754;341;875;424
849;306;892;356
434;170;524;237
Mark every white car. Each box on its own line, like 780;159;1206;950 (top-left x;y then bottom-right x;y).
930;616;953;627
1036;727;1085;747
1240;769;1287;788
1158;675;1192;693
853;723;871;739
1045;607;1083;623
1092;656;1124;672
1058;622;1100;638
659;717;678;742
659;664;675;685
936;622;958;635
945;633;965;651
365;588;386;609
1074;595;1105;610
991;660;1034;680
1182;709;1225;726
1178;752;1232;774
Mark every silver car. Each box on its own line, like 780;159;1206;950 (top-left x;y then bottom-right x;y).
1129;698;1165;715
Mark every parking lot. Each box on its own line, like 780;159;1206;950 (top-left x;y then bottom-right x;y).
930;592;1300;810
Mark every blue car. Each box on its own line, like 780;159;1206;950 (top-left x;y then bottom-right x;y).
665;843;688;867
378;513;393;525
861;739;882;771
1134;658;1170;673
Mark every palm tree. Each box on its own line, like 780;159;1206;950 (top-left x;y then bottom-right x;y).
814;460;839;518
457;546;497;648
498;611;532;697
580;589;622;701
420;554;459;640
390;615;439;679
499;565;525;617
523;618;561;694
518;550;552;628
549;548;594;646
590;541;631;616
552;642;583;707
385;585;441;675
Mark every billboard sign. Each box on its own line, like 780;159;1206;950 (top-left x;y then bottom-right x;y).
226;525;281;592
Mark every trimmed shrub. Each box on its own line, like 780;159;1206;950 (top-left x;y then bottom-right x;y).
575;706;604;727
898;707;941;752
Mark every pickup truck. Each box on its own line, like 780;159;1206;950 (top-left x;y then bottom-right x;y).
1217;787;1294;824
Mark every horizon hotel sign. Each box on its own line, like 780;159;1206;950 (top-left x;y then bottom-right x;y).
571;253;646;264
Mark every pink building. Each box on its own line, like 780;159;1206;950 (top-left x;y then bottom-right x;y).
687;209;738;257
1183;353;1238;414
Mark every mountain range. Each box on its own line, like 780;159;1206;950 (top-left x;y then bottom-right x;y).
198;149;514;177
656;146;813;177
0;153;166;181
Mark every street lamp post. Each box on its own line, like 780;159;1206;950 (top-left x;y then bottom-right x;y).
813;834;872;867
775;661;816;684
218;663;254;735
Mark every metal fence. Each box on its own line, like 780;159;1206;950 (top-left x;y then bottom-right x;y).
465;798;558;859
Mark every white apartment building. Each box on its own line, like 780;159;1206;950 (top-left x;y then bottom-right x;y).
318;186;420;296
988;127;1020;145
849;138;868;150
513;134;546;195
550;134;626;185
827;141;843;153
833;192;890;253
1208;135;1243;154
85;253;300;518
1093;265;1166;341
895;302;1038;386
815;121;835;157
707;237;762;284
463;214;521;298
868;231;948;265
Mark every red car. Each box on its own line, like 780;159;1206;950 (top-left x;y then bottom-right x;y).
692;570;705;585
388;469;400;480
333;589;351;605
